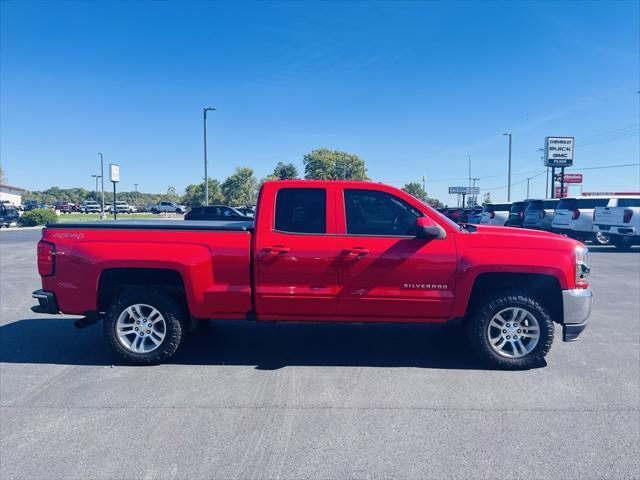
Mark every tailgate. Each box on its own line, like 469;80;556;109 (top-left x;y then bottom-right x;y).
595;207;625;226
553;209;572;226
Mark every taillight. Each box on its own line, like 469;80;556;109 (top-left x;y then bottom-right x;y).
519;210;524;219
37;241;55;276
572;209;580;220
623;209;633;223
490;211;495;219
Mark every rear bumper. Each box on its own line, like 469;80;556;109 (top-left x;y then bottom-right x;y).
31;289;59;314
561;288;592;342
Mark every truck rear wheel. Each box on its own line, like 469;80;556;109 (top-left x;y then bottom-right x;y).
466;291;554;369
103;287;188;365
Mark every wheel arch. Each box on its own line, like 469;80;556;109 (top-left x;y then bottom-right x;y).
97;267;189;314
465;272;563;324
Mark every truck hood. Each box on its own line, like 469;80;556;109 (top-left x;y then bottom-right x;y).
464;224;581;250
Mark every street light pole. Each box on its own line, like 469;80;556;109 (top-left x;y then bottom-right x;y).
203;107;216;205
502;133;512;201
98;153;105;218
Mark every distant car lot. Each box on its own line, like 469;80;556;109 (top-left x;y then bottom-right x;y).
0;228;638;479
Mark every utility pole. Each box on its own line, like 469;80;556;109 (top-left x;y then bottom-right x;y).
422;175;426;195
526;177;532;199
98;153;105;218
203;107;216;205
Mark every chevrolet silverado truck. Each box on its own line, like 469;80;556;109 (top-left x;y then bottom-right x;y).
32;180;593;369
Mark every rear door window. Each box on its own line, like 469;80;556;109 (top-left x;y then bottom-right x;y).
275;188;326;234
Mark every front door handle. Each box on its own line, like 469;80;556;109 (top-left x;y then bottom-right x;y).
264;245;290;255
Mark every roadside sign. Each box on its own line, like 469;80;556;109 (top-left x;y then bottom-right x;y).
555;186;568;198
545;137;574;167
562;173;583;184
109;164;120;183
449;186;480;194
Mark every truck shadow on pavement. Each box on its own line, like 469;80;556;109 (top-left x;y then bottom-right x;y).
0;318;542;370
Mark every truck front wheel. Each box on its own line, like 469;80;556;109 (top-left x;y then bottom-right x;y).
103;287;188;365
466;291;554;369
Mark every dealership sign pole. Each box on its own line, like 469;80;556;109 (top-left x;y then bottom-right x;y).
109;164;120;220
545;137;574;198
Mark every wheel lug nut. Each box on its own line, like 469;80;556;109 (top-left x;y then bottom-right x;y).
136;321;140;324
139;332;144;336
506;323;510;327
135;327;139;331
517;329;521;333
502;329;507;334
514;335;518;339
146;330;150;334
506;335;511;339
148;323;152;328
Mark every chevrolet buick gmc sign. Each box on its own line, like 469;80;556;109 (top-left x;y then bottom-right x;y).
545;137;574;167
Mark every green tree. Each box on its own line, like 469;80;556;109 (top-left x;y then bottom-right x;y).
402;182;444;209
0;165;5;184
221;167;258;206
272;162;299;180
402;182;428;202
303;148;367;180
182;179;225;207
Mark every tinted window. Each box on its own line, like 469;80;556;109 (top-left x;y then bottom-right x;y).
344;189;422;236
576;198;609;208
525;201;543;211
275;188;326;234
542;200;559;209
557;198;577;210
618;198;640;207
510;202;527;213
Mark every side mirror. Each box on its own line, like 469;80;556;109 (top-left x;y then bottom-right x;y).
415;216;446;239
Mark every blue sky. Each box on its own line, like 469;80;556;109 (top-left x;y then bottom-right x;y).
1;0;638;204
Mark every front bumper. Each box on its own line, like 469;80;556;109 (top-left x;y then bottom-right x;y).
561;288;593;342
31;289;59;314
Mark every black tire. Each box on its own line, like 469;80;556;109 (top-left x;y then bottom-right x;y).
613;236;632;250
466;290;554;370
103;287;188;365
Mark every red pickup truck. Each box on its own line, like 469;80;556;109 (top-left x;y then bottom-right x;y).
32;180;592;369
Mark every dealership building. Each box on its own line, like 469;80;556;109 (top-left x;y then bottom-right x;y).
0;183;26;207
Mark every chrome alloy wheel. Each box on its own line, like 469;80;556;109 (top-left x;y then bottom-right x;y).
595;231;611;245
487;307;540;358
116;304;166;354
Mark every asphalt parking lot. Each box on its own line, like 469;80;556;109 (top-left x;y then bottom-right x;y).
1;229;638;480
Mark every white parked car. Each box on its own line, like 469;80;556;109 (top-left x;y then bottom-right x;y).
593;196;640;249
551;196;611;244
80;200;101;213
479;203;512;226
148;201;187;214
106;201;136;214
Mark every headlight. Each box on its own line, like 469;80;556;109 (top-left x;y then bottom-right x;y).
575;246;590;286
